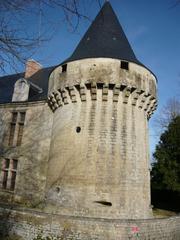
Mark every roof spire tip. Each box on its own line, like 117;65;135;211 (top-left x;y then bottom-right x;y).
65;0;141;66
103;0;112;7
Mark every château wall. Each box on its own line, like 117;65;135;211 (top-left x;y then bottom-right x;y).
0;207;179;240
0;102;53;206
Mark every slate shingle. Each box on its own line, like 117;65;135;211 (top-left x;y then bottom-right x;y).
0;66;54;104
64;2;142;65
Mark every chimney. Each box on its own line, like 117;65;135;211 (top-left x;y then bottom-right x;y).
25;59;42;78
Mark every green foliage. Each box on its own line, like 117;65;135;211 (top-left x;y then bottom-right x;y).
151;116;180;191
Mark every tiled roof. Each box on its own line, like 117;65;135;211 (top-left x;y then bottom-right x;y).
0;66;54;104
64;2;142;65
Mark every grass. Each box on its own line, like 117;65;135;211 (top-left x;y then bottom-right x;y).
153;208;179;218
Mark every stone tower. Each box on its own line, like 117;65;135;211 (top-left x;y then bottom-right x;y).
46;2;157;219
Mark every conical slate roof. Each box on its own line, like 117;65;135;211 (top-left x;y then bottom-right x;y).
65;2;142;65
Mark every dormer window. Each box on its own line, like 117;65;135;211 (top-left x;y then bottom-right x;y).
12;78;30;102
62;64;67;73
121;61;129;70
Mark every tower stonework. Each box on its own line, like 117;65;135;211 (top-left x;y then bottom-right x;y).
1;2;180;240
46;2;157;220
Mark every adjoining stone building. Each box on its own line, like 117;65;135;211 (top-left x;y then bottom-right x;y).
0;2;179;240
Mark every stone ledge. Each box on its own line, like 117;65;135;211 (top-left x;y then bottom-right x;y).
0;100;46;109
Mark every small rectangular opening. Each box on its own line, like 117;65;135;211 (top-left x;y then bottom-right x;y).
94;201;112;206
12;159;18;170
85;83;91;90
97;83;104;89
62;64;67;73
9;123;16;146
2;170;8;189
4;159;10;169
12;112;18;123
20;112;26;123
74;84;80;91
10;171;17;191
17;123;24;146
121;61;129;70
109;84;115;90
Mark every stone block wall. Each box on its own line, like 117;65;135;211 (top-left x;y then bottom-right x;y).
0;207;179;240
45;58;157;220
0;102;53;206
45;87;153;219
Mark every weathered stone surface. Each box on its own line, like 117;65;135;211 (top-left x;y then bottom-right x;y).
0;54;179;239
48;58;157;99
45;58;157;219
0;102;53;206
1;1;178;237
0;56;160;238
0;207;180;240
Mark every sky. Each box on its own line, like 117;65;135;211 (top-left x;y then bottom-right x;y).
2;0;180;157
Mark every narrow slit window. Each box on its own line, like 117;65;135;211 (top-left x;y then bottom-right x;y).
8;112;18;146
20;112;26;122
10;159;18;191
8;111;26;147
9;123;16;146
10;171;17;191
62;64;67;73
13;159;18;170
121;61;129;70
94;201;112;206
1;159;10;190
2;170;8;189
12;112;18;123
17;123;24;146
4;158;10;169
17;112;26;146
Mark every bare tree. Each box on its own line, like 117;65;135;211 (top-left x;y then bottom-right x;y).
0;0;103;74
154;98;180;134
